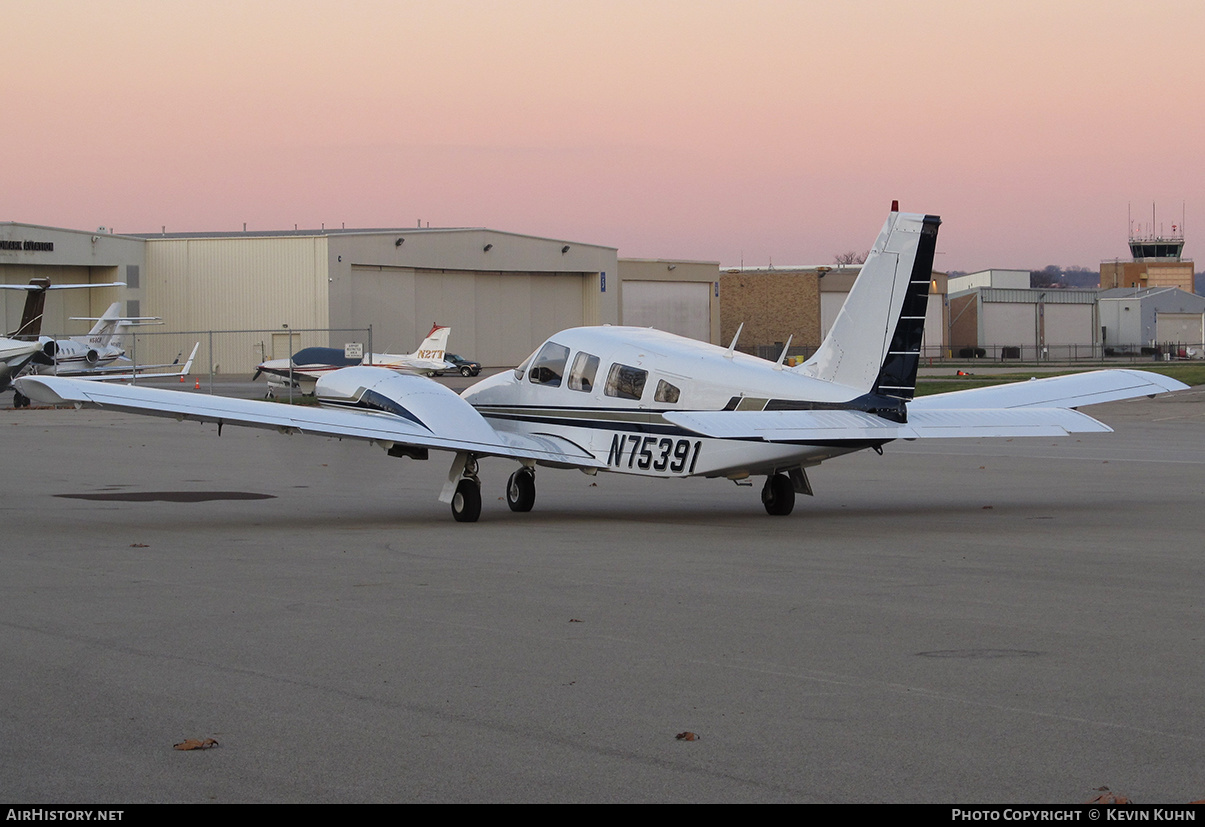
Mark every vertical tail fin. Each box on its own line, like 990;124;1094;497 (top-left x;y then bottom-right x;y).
413;324;451;360
794;208;940;399
11;278;52;339
84;303;125;345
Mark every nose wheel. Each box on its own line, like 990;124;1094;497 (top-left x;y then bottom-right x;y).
761;473;795;516
506;468;536;512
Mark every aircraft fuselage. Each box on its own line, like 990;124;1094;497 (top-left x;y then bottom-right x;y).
460;326;875;480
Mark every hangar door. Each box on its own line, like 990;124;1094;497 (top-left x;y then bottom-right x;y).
348;266;587;367
1156;312;1204;345
621;281;711;342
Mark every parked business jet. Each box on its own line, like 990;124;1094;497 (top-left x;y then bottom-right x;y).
1;277;127;339
254;324;456;395
1;277;126;401
2;303;197;406
29;302;153;374
15;205;1187;521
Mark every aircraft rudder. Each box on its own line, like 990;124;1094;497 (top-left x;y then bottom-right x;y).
872;213;941;400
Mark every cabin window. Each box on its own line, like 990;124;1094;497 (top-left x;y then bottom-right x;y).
568;352;599;392
654;379;680;404
604;363;647;400
528;341;570;387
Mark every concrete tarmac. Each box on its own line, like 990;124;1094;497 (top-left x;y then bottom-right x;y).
2;386;1204;803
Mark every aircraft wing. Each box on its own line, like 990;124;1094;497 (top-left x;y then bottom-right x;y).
13;374;605;468
663;406;1114;442
664;370;1188;443
909;369;1187;410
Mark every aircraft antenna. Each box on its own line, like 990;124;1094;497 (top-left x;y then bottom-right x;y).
725;323;744;359
774;335;793;370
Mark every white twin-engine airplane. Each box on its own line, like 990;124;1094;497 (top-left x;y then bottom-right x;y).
15;207;1187;522
253;323;457;395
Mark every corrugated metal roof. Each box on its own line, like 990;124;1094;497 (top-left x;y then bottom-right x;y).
129;226;617;250
1100;286;1205;310
976;287;1099;305
131;227;482;239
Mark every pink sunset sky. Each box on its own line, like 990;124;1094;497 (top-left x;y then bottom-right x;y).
5;0;1203;273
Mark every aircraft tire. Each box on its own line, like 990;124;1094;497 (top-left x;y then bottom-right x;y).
13;391;29;409
460;366;473;377
506;469;536;512
451;478;482;522
761;474;795;516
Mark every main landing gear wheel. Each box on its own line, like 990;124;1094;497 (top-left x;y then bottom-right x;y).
506;469;536;512
451;478;482;522
761;473;795;516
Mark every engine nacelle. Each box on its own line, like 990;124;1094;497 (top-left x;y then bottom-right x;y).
315;366;500;445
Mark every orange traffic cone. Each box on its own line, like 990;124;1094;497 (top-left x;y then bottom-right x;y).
179;375;185;382
194;379;200;389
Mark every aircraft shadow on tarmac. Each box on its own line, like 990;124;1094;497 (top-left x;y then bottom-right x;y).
42;485;1115;531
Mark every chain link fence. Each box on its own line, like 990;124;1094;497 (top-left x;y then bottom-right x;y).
33;326;373;389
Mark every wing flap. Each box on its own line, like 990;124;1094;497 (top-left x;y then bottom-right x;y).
14;375;604;468
663;406;1111;441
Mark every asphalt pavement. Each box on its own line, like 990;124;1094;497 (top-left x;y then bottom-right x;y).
2;384;1203;802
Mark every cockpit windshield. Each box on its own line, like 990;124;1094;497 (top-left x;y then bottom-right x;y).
527;341;570;387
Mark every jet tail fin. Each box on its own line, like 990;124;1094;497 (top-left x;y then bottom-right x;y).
11;278;52;339
794;207;941;399
3;279;128;339
81;302;125;343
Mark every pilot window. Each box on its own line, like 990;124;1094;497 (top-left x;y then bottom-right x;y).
604;363;647;400
528;341;570;387
568;352;599;392
514;349;537;380
654;379;681;404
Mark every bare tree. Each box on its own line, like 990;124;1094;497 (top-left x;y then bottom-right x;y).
834;250;868;265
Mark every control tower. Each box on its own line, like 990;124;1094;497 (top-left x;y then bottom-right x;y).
1100;205;1193;291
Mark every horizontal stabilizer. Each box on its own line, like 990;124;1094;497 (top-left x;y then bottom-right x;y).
911;369;1188;411
0;282;126;292
14;374;604;468
663;406;1112;442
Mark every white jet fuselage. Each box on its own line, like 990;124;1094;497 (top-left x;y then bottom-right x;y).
32;336;126;374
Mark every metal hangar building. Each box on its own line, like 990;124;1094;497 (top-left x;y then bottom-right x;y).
2;222;721;374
